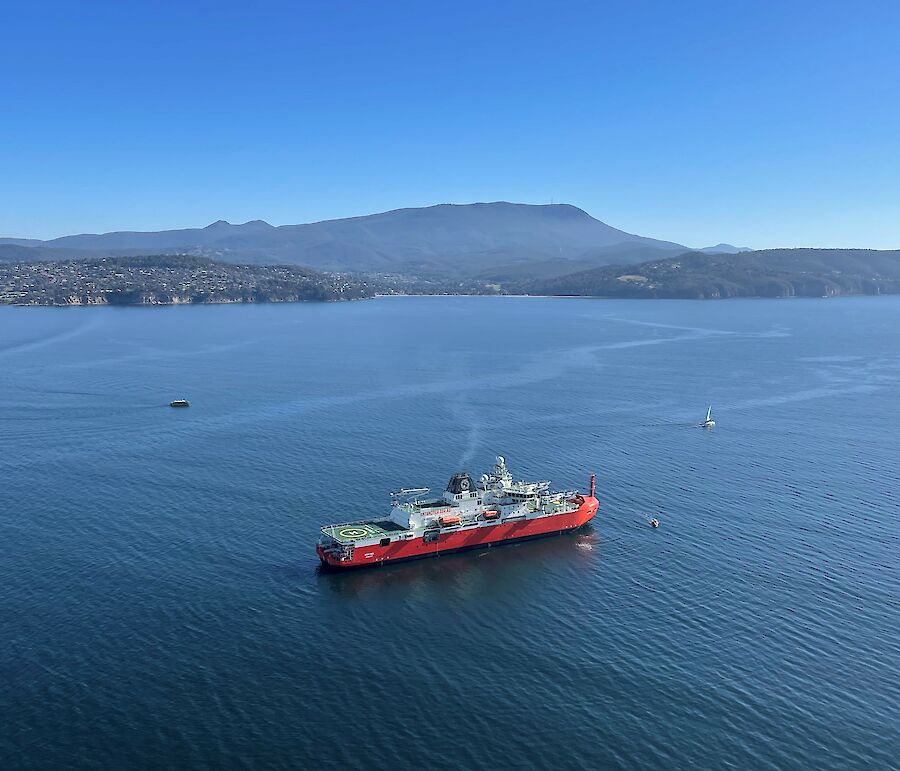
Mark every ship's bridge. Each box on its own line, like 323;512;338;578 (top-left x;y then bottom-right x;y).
443;472;479;506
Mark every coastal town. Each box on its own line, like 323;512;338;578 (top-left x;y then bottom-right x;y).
0;254;509;306
0;255;375;305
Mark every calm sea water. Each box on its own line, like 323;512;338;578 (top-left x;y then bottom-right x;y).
1;297;898;769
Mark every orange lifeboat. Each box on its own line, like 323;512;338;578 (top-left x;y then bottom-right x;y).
482;510;500;520
439;515;462;526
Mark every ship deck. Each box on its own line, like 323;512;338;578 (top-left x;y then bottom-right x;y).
321;519;406;543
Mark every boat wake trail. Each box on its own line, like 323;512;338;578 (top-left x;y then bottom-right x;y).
0;316;100;359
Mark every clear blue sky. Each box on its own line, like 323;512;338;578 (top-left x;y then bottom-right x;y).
2;0;899;248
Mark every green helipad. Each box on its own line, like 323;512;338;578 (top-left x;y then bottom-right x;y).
321;520;406;543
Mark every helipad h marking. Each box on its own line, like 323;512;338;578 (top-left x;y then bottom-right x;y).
339;527;369;539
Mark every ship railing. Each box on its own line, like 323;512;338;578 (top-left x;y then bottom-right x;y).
320;517;383;531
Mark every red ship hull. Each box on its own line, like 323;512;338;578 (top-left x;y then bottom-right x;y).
317;496;599;569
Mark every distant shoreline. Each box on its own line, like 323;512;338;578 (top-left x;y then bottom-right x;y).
5;251;899;305
4;291;898;308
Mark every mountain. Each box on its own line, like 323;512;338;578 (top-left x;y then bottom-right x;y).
0;244;103;262
699;243;752;253
0;203;686;277
520;249;900;299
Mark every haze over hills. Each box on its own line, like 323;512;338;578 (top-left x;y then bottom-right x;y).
0;203;688;278
520;249;900;299
698;243;752;254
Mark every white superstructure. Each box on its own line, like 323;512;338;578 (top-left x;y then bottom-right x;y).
388;456;574;531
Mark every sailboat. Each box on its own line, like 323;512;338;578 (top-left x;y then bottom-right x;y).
699;406;715;428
